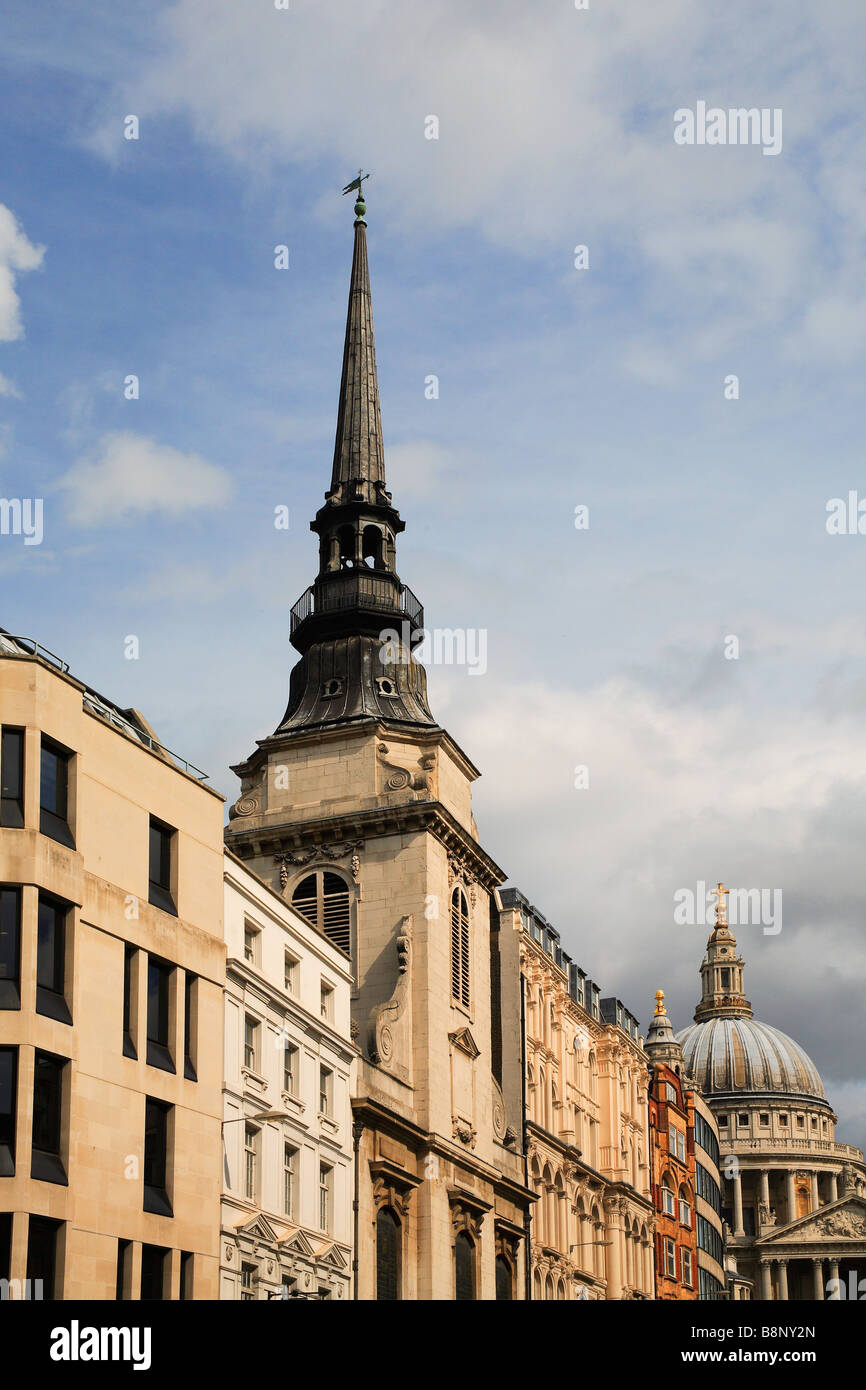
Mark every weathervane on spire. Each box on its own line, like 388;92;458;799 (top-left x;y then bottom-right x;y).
342;169;371;220
712;881;729;925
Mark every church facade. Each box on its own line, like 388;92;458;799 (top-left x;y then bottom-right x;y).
223;189;531;1300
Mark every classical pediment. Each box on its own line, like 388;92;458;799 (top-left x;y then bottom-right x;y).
317;1242;349;1270
232;1213;279;1243
757;1196;866;1246
278;1226;317;1257
449;1027;481;1059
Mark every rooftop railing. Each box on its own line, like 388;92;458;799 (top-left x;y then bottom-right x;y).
290;577;424;636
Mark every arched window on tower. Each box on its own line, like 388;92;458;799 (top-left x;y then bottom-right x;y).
292;871;351;957
337;524;355;568
495;1254;513;1301
450;887;470;1008
454;1231;476;1300
376;1207;401;1300
362;524;384;570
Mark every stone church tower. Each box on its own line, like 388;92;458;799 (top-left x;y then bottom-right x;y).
225;190;531;1299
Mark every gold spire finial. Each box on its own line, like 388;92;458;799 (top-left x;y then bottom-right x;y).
654;989;665;1015
712;881;729;925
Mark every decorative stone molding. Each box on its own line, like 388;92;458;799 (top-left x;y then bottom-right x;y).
448;1188;490;1241
377;742;437;797
228;767;267;820
274;841;363;885
447;850;478;906
370;1158;422;1219
368;916;413;1073
452;1116;478;1149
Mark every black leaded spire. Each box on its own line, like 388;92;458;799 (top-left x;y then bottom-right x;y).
277;189;436;735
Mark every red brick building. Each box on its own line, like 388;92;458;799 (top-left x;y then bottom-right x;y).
646;992;699;1299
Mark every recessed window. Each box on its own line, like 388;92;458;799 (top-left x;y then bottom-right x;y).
0;1046;17;1177
292;872;351;956
39;737;74;848
450;887;471;1009
148;817;176;915
0;727;25;827
321;980;334;1022
140;1244;168;1301
319;1065;333;1117
123;944;137;1058
681;1247;693;1287
718;1113;728;1127
0;886;21;1009
31;1050;67;1185
146;957;175;1072
319;1163;333;1232
244;1015;259;1072
283;1041;298;1095
27;1215;62;1299
36;893;71;1024
116;1239;132;1300
810;1116;817;1130
455;1231;476;1301
664;1236;676;1279
796;1114;805;1128
143;1097;172;1217
737;1113;748;1126
183;973;197;1081
661;1182;676;1216
180;1251;194;1300
678;1191;692;1227
283;1143;297;1218
376;1207;401;1301
244;1125;259;1202
284;951;298;993
240;1261;256;1301
779;1113;788;1127
321;678;344;698
759;1112;769;1127
243;921;259;966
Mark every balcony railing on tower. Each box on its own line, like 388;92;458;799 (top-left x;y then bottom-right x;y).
290;576;423;636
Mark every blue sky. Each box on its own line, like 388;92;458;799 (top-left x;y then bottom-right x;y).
2;0;866;1147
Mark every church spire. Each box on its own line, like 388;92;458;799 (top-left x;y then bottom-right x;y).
327;187;388;505
276;183;436;735
644;989;685;1068
693;882;753;1022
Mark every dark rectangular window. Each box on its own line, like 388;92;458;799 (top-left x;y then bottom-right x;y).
143;1097;172;1217
0;886;21;1009
183;973;197;1081
39;738;74;848
27;1215;62;1298
0;727;25;827
148;817;176;915
146;956;175;1072
140;1243;168;1301
36;893;71;1024
31;1050;67;1184
123;944;137;1058
0;1046;17;1176
180;1251;194;1300
116;1238;131;1299
0;1211;11;1283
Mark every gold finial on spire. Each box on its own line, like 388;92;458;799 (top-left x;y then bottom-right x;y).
712;881;729;925
654;989;665;1015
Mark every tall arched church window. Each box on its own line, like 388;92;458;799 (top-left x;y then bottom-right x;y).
454;1231;475;1300
376;1207;401;1301
450;886;470;1008
495;1255;513;1301
292;871;351;957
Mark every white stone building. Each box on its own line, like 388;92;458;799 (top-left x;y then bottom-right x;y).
221;850;355;1300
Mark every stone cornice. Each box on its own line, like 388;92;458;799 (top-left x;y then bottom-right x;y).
228;798;505;890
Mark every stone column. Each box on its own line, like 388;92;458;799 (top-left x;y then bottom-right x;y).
732;1171;745;1237
603;1199;623;1299
759;1169;770;1207
759;1260;772;1301
829;1171;838;1203
812;1258;824;1300
810;1172;819;1212
777;1259;789;1301
786;1171;797;1223
827;1258;840;1298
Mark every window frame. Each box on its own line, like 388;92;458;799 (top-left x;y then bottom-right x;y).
143;1096;173;1217
39;736;74;848
35;892;72;1025
148;816;177;916
31;1050;68;1185
0;885;22;1010
0;726;25;828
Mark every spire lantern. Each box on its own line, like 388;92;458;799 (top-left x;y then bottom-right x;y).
693;880;753;1023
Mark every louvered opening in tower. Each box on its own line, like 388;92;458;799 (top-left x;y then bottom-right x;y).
291;870;351;958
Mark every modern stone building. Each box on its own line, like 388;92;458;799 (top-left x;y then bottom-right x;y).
223;192;532;1299
0;630;225;1299
645;990;726;1299
221;849;355;1300
678;884;866;1300
502;887;654;1299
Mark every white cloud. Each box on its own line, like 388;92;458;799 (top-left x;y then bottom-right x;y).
386;439;454;501
58;430;233;525
0;204;44;342
0;372;22;398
